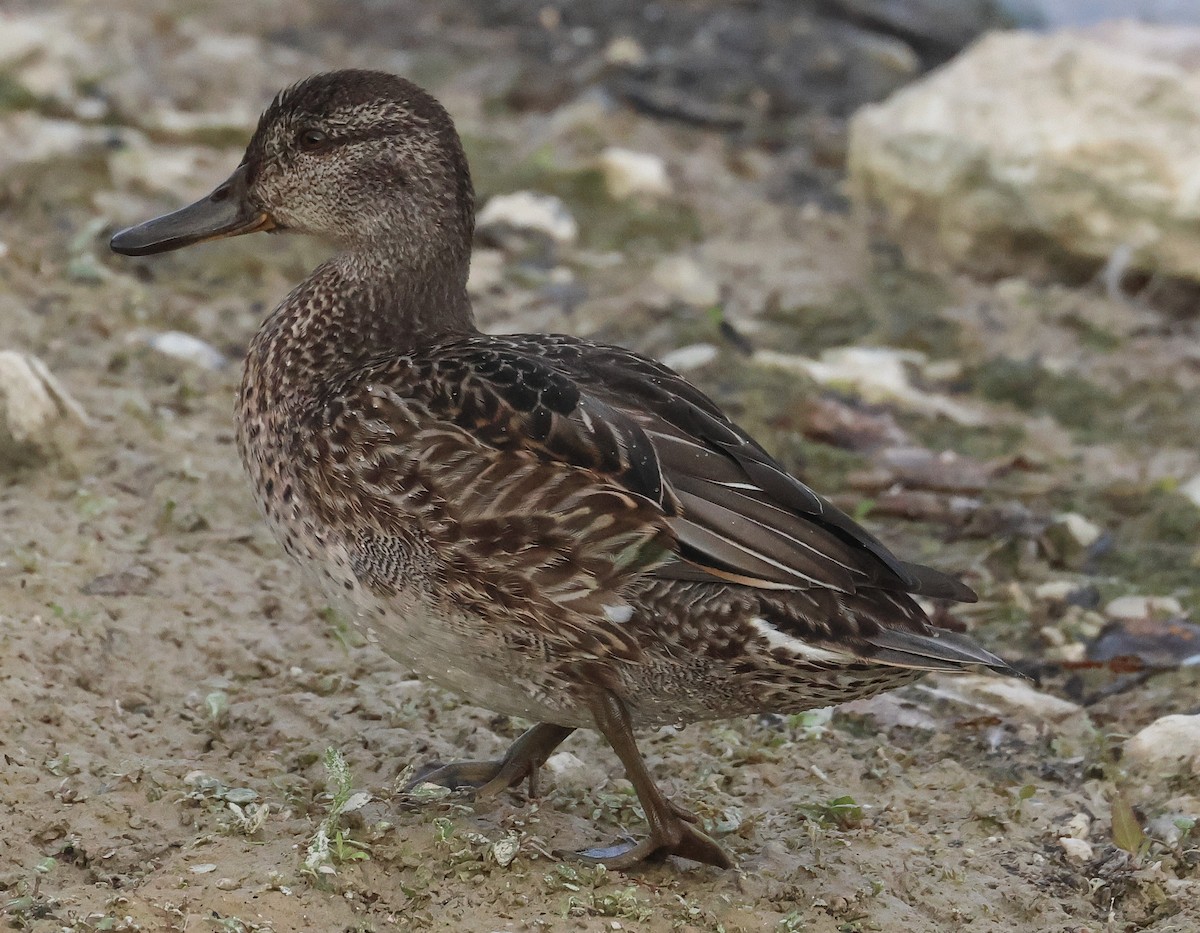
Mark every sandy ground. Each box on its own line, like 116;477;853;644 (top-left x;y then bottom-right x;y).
2;2;1199;931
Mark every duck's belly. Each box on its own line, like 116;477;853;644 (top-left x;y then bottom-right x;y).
337;576;599;727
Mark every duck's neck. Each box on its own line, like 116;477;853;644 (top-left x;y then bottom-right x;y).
245;244;476;409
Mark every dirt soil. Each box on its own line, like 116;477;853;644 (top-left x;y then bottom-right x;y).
2;2;1199;932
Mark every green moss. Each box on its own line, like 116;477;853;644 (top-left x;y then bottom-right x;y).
790;439;868;495
970;357;1118;440
898;412;1027;462
869;266;960;358
762;289;876;355
970;355;1200;452
0;73;38;111
1045;484;1200;593
1060;311;1122;352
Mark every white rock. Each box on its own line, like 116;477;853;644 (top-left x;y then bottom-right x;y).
490;835;520;868
1058;837;1093;862
604;36;647;67
651;255;720;307
148;105;259;139
1034;581;1082;603
134;331;227;370
921;674;1092;751
1181;473;1200;510
1125;714;1200;775
0;351;89;444
544;751;605;788
1063;812;1092;840
476;191;578;245
946;675;1088;726
848;24;1200;282
0;113;110;173
659;343;718;372
1054;513;1103;549
1105;594;1184;620
340;792;370;814
754;346;984;425
598;147;672;200
73;97;108;121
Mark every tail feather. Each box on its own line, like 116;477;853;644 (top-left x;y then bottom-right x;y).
864;627;1015;674
894;560;978;603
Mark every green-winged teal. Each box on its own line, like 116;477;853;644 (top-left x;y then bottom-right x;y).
111;70;1012;870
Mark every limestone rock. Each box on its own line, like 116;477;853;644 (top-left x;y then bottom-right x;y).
848;24;1200;282
1181;473;1200;510
1058;836;1093;862
659;343;719;372
754;346;984;425
0;351;89;455
133;331;227;371
925;673;1094;750
476;191;578;246
1104;594;1184;621
1125;714;1200;776
598;147;671;200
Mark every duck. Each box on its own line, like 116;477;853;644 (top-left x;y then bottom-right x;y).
110;69;1012;870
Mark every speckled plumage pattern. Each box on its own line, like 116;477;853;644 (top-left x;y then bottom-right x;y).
112;70;1013;869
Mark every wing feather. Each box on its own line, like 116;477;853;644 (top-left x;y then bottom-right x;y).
298;332;990;671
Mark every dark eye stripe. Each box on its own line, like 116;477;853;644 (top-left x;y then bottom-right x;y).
294;122;413;155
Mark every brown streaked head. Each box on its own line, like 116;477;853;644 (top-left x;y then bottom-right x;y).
111;70;474;261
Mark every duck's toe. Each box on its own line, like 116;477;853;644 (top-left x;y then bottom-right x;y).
404;722;575;799
562;819;734;871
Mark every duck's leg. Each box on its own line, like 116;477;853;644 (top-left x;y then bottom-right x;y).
407;722;575;798
568;689;733;870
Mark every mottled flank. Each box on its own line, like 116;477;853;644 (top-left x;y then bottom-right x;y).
111;69;1011;870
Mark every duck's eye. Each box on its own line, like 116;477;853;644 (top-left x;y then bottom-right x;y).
297;127;330;151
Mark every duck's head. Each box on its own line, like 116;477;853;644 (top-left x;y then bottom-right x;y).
111;70;474;263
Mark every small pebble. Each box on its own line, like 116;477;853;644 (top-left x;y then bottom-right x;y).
659;343;718;372
477;191;578;245
1058;837;1093;862
491;835;520;867
598;147;671;200
604;36;646;66
137;330;227;370
1063;813;1091;839
1054;513;1102;549
1105;594;1183;620
1034;581;1081;603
